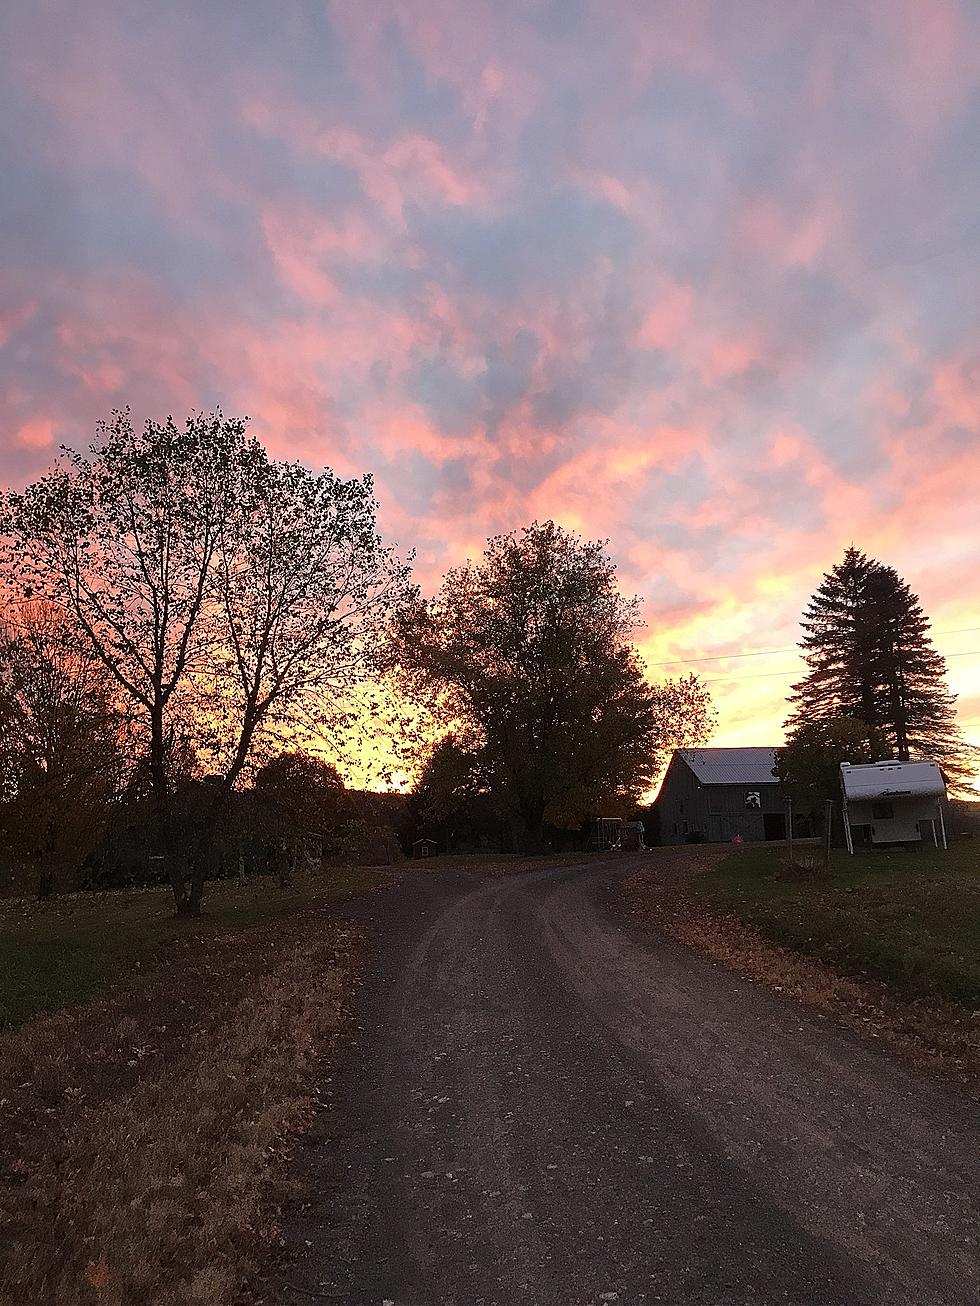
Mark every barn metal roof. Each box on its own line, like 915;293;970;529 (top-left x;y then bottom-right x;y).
676;746;780;785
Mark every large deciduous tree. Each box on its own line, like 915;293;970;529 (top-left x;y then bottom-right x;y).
2;410;413;912
183;456;413;909
786;546;974;790
394;522;714;849
3;410;252;909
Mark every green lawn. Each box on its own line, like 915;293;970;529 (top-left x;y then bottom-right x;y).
0;867;389;1030
693;840;980;1008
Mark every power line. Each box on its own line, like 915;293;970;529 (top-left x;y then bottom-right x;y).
703;646;980;686
653;625;980;669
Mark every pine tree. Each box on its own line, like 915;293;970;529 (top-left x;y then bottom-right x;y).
786;547;975;789
786;547;880;729
863;564;961;764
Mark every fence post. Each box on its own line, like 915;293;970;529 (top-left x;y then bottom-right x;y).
824;799;834;872
786;797;794;868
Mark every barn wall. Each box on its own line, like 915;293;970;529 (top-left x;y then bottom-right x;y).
702;784;781;842
655;756;709;844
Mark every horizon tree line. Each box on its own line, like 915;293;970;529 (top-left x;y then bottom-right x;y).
0;408;714;909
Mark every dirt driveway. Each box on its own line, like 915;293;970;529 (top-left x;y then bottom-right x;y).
261;858;980;1306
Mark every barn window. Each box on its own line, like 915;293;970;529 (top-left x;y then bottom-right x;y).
872;801;894;820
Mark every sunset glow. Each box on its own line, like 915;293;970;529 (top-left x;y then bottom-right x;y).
1;2;978;782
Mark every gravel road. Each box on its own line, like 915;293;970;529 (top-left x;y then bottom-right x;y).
269;859;980;1306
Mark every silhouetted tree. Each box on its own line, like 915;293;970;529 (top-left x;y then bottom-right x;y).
395;522;714;850
408;735;487;851
2;411;253;909
253;751;350;855
181;456;413;908
786;547;974;789
786;547;880;728
2;410;413;912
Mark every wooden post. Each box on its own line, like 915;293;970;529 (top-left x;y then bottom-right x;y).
786;797;794;868
824;799;833;872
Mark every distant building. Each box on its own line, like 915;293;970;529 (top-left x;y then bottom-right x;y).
654;747;786;844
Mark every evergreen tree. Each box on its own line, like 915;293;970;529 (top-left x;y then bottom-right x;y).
787;547;975;789
786;547;880;728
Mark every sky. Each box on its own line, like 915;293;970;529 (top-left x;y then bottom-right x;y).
1;0;979;782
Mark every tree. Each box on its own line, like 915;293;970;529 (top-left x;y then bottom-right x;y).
774;716;890;837
394;522;715;850
252;750;351;853
786;547;975;790
0;603;122;894
407;734;486;851
863;563;962;766
182;456;414;908
2;410;414;913
2;410;253;910
786;547;880;729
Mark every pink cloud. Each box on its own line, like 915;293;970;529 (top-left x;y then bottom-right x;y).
15;418;57;449
1;0;978;782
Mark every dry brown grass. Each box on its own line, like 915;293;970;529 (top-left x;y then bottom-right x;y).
0;919;365;1306
625;847;980;1089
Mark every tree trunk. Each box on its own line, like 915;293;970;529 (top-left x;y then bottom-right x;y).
186;816;219;915
519;802;548;855
890;636;910;759
149;702;191;914
186;775;240;913
184;706;262;913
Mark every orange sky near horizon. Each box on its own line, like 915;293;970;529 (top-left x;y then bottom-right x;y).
1;1;978;791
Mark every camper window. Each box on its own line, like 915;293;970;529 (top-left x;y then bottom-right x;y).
872;801;894;820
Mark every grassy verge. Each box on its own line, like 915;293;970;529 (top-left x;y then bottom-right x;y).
0;866;392;1306
624;843;980;1086
692;841;980;1008
0;866;391;1029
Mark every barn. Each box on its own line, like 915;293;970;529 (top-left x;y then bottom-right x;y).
654;746;786;845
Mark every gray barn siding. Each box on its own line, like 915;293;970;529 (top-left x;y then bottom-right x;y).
655;748;785;845
656;753;709;845
703;782;784;843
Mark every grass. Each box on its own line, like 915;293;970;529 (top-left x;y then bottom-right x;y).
0;866;393;1306
692;840;980;1008
0;866;390;1029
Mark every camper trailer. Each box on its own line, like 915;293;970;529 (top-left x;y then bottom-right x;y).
839;760;948;853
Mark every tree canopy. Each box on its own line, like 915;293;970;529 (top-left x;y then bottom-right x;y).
2;409;413;911
394;521;714;847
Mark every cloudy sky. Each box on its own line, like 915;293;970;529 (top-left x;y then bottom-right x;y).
1;0;979;772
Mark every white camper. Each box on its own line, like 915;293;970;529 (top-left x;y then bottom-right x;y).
839;760;948;853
